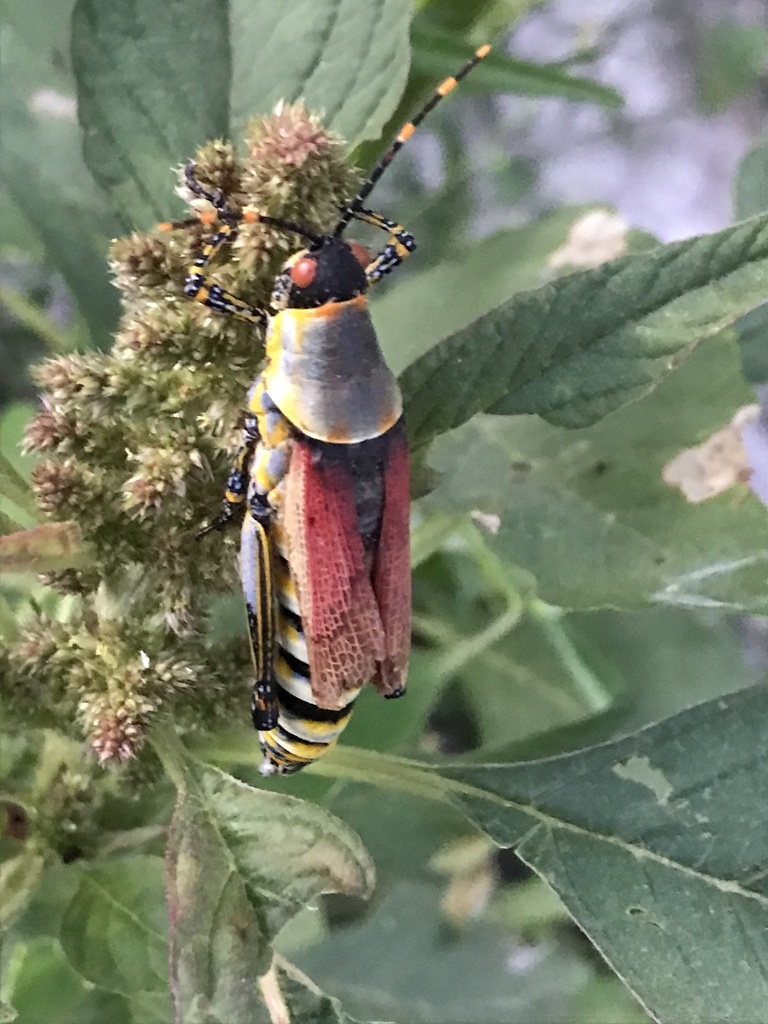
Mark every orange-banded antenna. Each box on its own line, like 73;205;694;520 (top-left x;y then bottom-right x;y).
333;44;491;236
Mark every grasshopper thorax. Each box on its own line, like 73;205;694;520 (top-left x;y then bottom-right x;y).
271;235;370;311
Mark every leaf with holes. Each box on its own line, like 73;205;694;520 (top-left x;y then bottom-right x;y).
441;685;768;1024
313;685;768;1024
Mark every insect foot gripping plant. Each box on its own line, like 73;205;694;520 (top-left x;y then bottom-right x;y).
159;45;492;776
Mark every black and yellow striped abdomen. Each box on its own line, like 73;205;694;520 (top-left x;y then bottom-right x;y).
257;526;359;774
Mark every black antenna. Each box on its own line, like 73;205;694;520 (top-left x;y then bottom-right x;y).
253;214;322;247
333;43;491;237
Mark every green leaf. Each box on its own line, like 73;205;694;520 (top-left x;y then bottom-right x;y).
327;786;470;892
0;1;119;341
425;336;766;611
0;404;36;479
340;648;447;756
567;609;760;727
60;989;133;1024
735;301;768;382
489;874;572;935
122;993;173;1024
0;854;45;931
457;605;761;765
697;20;768;111
734;138;768;219
401;211;768;451
0;402;39;528
441;686;768;1024
411;20;623;107
419;599;608;755
164;751;374;1022
293;880;591;1023
229;0;413;146
412;0;503;37
71;0;231;229
571;976;650;1024
376;207;590;375
316;686;768;1024
0;184;44;261
2;936;131;1024
268;956;380;1024
4;860;82;944
2;939;90;1024
0;457;39;528
59;856;169;995
0;284;83;354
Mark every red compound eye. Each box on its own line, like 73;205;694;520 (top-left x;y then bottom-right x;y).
350;243;370;268
290;257;317;288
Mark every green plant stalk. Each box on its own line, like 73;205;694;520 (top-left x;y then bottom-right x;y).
0;283;83;353
529;599;613;712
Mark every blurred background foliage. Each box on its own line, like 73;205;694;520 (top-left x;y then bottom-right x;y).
1;0;767;1021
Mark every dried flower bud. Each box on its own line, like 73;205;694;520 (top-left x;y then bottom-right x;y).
24;404;75;454
39;568;89;595
31;458;89;515
122;445;190;516
87;699;152;764
180;141;241;204
110;231;187;293
244;102;359;230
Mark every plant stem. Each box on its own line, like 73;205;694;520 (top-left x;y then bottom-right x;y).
529;599;613;713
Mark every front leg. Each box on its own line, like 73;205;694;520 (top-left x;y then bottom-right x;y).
197;406;260;538
182;222;267;326
164;162;268;326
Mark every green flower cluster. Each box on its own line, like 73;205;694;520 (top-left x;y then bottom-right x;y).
5;105;359;780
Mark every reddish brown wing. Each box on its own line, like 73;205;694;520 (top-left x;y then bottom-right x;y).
283;437;386;709
372;422;411;696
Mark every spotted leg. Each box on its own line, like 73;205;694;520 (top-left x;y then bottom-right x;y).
351;208;417;285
